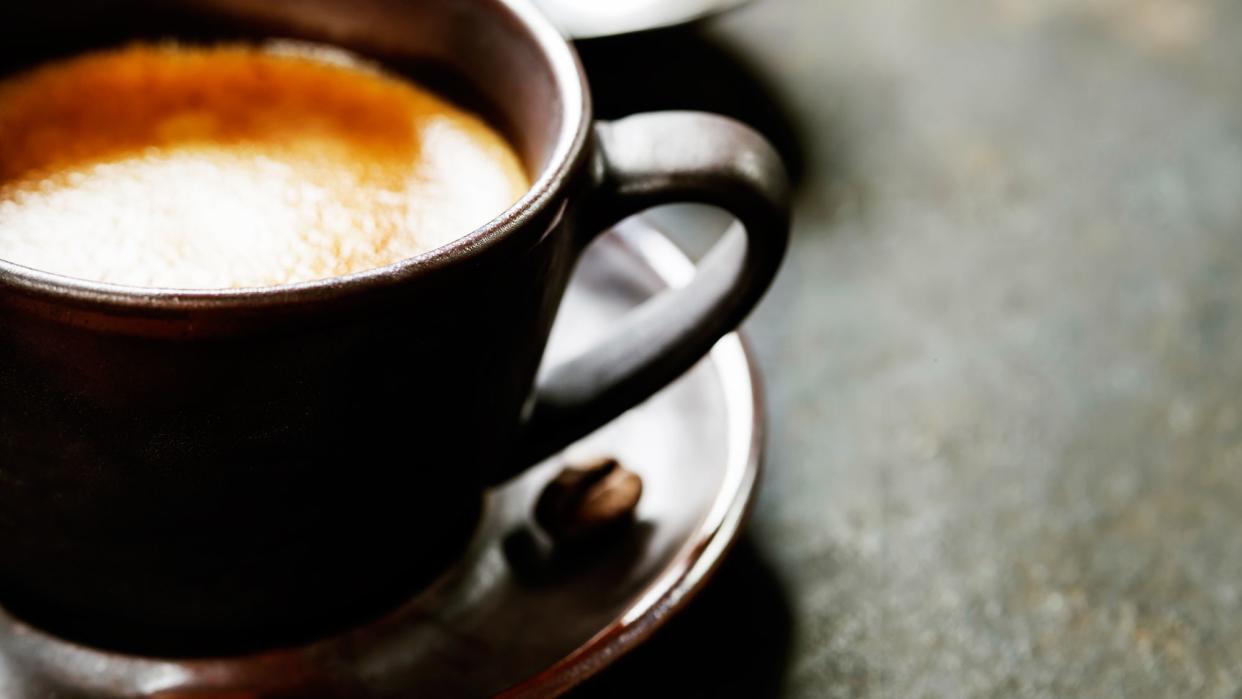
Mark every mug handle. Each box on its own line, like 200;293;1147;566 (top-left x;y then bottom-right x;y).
503;111;791;480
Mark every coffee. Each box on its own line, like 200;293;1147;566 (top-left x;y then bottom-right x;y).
0;43;529;289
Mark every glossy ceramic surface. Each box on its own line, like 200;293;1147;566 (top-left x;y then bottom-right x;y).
0;221;763;698
532;0;750;39
0;0;787;652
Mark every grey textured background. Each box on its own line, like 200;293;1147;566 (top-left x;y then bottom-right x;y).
572;0;1242;696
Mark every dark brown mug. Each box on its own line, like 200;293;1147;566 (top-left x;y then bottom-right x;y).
0;0;789;655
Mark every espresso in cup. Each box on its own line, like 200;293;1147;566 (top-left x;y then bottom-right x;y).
0;0;789;657
0;43;529;288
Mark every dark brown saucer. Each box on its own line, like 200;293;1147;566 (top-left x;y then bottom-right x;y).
0;219;764;698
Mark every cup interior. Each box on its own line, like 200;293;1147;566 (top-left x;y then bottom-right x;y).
0;0;578;235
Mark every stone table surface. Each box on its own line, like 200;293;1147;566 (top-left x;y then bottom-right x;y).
569;0;1242;697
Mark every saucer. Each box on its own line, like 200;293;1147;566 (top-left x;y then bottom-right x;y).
532;0;751;39
0;219;763;698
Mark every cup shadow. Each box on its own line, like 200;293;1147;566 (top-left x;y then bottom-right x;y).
577;25;807;191
567;533;794;698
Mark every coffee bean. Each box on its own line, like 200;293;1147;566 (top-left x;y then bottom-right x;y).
534;457;643;546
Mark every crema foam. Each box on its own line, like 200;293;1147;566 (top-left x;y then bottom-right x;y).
0;43;530;289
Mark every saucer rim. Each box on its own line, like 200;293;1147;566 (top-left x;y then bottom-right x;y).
499;220;765;698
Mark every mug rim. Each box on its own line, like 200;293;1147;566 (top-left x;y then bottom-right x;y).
0;0;591;312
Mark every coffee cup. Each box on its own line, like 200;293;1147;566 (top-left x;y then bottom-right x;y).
0;0;789;655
